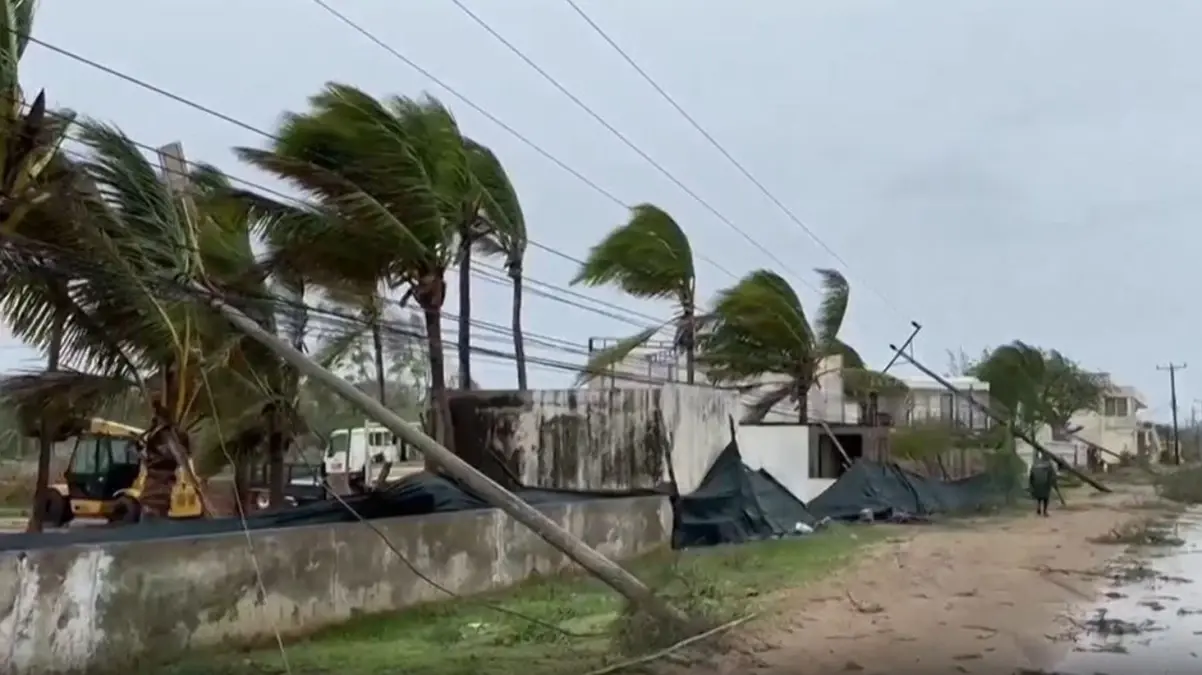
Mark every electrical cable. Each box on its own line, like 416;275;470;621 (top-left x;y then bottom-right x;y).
442;0;813;293
558;0;907;320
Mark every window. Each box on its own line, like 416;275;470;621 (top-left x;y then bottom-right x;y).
326;432;350;458
1103;396;1129;417
69;436;101;474
938;393;954;421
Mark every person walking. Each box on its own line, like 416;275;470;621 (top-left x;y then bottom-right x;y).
1028;455;1058;517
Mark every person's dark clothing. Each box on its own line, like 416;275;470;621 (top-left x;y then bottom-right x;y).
1029;459;1058;516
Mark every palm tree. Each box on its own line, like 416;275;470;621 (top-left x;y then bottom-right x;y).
235;84;515;448
970;341;1108;437
699;268;902;422
0;0;74;239
468;142;528;389
0;121;301;518
0;0;79;531
571;204;695;384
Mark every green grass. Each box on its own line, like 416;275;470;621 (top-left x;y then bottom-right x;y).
165;526;883;675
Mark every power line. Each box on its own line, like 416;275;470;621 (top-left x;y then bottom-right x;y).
297;1;877;361
34;114;669;332
15;30;740;288
559;0;905;319
442;0;815;292
20;28;871;376
300;0;745;281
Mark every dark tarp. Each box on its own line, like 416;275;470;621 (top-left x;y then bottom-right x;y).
672;438;816;549
807;460;1003;522
0;472;667;553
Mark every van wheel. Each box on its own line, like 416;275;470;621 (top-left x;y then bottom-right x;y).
37;490;71;528
107;496;142;525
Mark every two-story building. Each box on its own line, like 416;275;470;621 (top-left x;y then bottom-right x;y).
869;375;992;430
1063;380;1151;459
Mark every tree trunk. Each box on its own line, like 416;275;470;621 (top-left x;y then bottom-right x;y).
233;453;254;515
797;389;809;423
681;306;695;385
417;277;453;463
509;262;528;391
26;311;63;533
266;408;287;508
370;320;394;488
142;423;179;518
371;321;387;404
457;232;472;390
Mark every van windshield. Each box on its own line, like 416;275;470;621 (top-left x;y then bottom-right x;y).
326;432;350;458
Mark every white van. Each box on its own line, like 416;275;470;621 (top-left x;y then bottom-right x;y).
323;422;424;489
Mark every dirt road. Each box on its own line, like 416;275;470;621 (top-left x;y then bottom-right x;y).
692;486;1159;675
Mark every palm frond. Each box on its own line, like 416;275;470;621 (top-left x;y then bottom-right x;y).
699;270;815;386
0;370;137;437
572;203;694;303
465;138;526;260
574;325;660;386
814;268;849;346
741;382;794;423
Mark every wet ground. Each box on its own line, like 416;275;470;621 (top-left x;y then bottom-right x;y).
1053;510;1202;674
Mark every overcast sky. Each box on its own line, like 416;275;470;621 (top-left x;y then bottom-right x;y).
12;0;1201;419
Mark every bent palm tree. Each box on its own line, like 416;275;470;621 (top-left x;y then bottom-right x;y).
0;122;295;518
236;85;506;448
572;204;696;384
971;341;1107;437
700;268;903;422
468;141;528;389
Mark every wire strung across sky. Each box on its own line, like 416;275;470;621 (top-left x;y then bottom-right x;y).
14;26;922;371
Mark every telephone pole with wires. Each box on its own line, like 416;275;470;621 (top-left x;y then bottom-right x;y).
1157;362;1187;464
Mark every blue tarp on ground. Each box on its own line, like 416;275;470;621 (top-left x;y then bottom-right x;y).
671;438;816;549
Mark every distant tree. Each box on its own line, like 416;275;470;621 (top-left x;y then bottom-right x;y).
970;341;1108;436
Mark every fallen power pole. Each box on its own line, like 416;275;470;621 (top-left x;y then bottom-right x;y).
203;286;685;622
888;344;1111;493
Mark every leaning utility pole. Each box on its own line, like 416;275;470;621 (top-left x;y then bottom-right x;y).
157;142;681;622
889;344;1111;493
1157;363;1187;465
197;285;681;623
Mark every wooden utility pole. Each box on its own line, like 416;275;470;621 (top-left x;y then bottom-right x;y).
1157;363;1187;465
198;275;684;623
889;344;1111;493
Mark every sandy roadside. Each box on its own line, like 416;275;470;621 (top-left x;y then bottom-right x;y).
686;484;1160;675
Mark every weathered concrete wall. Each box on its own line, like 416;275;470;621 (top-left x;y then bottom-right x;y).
449;384;737;494
0;496;672;675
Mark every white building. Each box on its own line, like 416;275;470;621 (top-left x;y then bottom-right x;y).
870;375;992;429
584;336;848;423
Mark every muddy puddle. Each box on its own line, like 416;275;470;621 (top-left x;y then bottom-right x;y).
1052;511;1202;674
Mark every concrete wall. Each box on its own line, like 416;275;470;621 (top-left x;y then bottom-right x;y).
736;425;835;503
0;496;672;675
449;384;738;494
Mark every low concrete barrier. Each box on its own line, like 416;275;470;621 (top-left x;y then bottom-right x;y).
0;496;672;674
